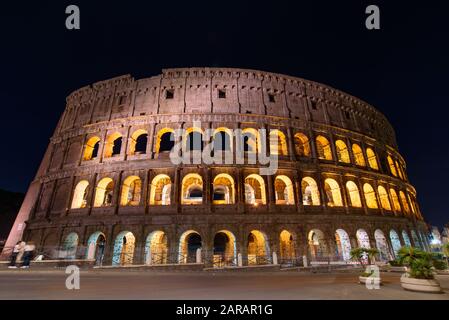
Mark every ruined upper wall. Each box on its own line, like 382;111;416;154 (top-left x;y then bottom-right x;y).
58;68;397;148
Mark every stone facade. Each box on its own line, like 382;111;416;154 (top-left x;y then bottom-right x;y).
2;68;429;266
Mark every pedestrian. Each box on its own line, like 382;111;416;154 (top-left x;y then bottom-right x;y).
21;241;36;269
15;241;26;263
8;241;22;268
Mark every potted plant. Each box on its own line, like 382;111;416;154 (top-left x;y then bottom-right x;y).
350;247;381;285
397;246;442;293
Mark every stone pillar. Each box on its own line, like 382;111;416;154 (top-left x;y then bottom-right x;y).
286;127;296;161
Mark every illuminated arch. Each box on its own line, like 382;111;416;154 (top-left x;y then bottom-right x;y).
346;181;362;207
213;127;232;152
308;229;327;259
396;160;404;180
374;230;391;261
112;231;135;266
156;128;175;153
247;230;270;265
129;129;148;155
145;231;168;265
389;230;402;257
149;174;172;205
86;232;106;264
316;135;332;160
399;191;410;214
242;128;260;153
120;176;142;206
71;180;89;209
352;144;366;166
356;229;371;249
294;132;310;157
104;132;123;158
213;230;237;267
94;177;114;207
301;177;320;206
62;232;79;259
335;140;350;163
335;229;352;261
324;178;343;207
181;173;203;205
378;186;391;211
387;155;398;177
279;230;296;262
178;230;202;263
363;183;378;209
244;174;266;205
269;129;288;156
402;230;412;247
407;193;417;215
274;175;295;205
366;148;378;170
185;127;204;151
213;173;235;204
389;188;402;212
83;136;100;161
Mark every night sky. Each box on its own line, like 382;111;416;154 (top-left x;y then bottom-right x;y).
0;1;448;228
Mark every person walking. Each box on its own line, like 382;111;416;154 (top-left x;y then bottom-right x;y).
21;241;36;269
8;242;22;268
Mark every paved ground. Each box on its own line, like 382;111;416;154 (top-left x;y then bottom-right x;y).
0;270;448;300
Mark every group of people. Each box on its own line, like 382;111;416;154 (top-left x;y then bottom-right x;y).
8;241;36;269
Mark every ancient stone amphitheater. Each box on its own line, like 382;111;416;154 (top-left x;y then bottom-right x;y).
2;68;430;267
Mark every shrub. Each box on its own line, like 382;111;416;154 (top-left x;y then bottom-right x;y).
432;259;448;270
397;246;436;280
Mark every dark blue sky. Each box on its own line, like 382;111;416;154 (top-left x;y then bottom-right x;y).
0;1;448;227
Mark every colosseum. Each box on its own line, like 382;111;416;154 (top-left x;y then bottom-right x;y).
2;67;430;268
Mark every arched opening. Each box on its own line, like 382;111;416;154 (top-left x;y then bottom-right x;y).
269;129;288;156
83;136;100;161
346;181;362;207
335;140;350;163
352;144;366;166
294;132;310;157
411;230;421;249
390;188;402;212
156;129;175;153
274;175;295;205
247;230;270;265
378;186;391;211
149;174;172;205
396;160;404;180
374;230;391;261
120;176;142;206
62;232;79;260
242;128;259;153
324;178;343;207
366;148;378;170
316;135;332;160
407;193;417;215
387;155;398;177
335;229;351;261
301;177;320;206
402;230;412;247
94;177;114;207
145;231;168;265
213;174;235;204
186;128;204;152
356;229;371;249
213;230;237;267
279;230;296;264
104;132;123;158
179;230;202;263
399;191;410;214
86;232;106;265
71;180;89;209
129;129;148;155
308;229;327;259
390;230;402;257
112;231;136;266
181;173;203;205
244;174;266;205
213;129;232;152
363;183;378;209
